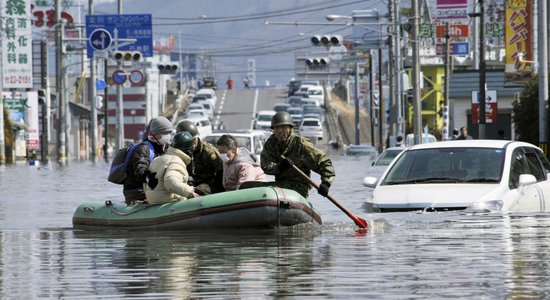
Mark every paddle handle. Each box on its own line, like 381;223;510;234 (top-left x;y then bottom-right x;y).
281;155;368;229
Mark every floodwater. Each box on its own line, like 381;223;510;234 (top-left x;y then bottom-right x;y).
1;154;550;299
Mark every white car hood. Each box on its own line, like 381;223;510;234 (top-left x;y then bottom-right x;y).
372;183;500;208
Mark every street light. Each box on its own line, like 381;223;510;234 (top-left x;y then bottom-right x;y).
325;14;352;21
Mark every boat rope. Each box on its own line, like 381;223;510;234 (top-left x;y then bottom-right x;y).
105;200;147;216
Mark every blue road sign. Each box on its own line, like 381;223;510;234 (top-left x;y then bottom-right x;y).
86;14;153;58
453;42;469;56
112;70;127;85
95;79;107;90
89;29;112;51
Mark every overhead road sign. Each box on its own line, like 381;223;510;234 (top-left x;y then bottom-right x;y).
86;14;153;58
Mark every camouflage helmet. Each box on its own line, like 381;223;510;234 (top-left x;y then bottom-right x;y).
271;111;294;129
171;131;195;154
176;120;199;137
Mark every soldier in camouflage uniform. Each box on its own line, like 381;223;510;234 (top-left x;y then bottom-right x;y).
240;111;335;198
176;120;224;194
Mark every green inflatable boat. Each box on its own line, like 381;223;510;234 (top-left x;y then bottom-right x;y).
72;187;322;230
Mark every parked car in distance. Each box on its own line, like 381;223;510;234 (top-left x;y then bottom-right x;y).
343;145;378;159
192;95;208;103
202;77;217;89
273;103;291;113
180;117;213;137
367;147;406;178
405;133;437;146
287;80;302;96
362;140;550;213
302;105;325;122
288;96;303;107
306;86;324;106
203;129;269;157
298;118;323;140
196;88;217;106
286;107;303;127
185;109;208;120
300;98;319;107
254;110;277;130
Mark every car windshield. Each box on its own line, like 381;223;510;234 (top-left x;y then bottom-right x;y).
382;147;505;185
258;114;273;121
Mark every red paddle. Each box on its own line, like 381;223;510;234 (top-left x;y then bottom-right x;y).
281;155;368;229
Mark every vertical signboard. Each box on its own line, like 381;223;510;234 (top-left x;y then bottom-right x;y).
25;91;39;150
2;0;33;89
471;90;498;124
504;0;532;81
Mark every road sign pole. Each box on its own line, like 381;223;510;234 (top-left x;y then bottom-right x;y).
89;0;98;163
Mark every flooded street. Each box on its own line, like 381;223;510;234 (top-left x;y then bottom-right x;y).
1;155;550;299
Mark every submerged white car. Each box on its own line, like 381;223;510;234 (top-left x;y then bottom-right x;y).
362;140;550;213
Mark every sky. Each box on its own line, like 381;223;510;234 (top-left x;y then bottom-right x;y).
91;0;389;86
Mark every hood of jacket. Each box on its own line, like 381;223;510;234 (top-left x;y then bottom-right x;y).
229;147;258;165
166;146;192;165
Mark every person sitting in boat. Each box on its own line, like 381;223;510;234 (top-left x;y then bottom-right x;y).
145;131;200;204
215;134;267;191
240;111;335;198
124;116;173;204
176;120;225;195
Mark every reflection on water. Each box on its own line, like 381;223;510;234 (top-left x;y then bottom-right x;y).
1;160;550;298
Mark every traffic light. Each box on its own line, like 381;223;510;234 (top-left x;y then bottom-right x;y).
305;57;330;67
311;35;343;46
37;89;46;105
157;63;179;74
113;51;141;62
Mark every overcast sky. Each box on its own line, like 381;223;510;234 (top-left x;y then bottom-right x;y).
91;0;388;86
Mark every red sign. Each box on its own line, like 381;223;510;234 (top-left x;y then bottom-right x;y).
472;103;498;124
435;24;469;38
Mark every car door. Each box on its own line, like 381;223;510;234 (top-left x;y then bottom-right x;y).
508;147;549;211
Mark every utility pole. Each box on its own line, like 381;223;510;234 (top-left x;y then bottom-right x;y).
444;22;451;140
538;0;549;154
369;52;375;147
55;0;67;163
388;0;396;139
378;48;384;151
354;61;360;145
115;0;123;150
412;0;422;144
478;0;486;139
394;0;403;136
89;0;98;162
0;16;5;164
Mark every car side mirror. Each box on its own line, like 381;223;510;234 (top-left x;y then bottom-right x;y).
518;174;537;187
362;176;378;188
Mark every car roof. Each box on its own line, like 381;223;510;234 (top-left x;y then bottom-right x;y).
301;117;320;123
407;140;526;151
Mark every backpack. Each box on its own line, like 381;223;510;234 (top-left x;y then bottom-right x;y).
108;141;155;184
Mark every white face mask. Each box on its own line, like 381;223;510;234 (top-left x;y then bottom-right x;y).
219;153;229;162
159;134;172;145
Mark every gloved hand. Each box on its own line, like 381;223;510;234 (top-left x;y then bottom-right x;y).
146;172;158;189
317;181;331;197
278;157;293;172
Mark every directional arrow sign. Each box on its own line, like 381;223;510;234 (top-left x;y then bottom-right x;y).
89;28;112;51
86;14;153;58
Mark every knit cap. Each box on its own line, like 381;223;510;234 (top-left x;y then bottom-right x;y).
149;116;173;135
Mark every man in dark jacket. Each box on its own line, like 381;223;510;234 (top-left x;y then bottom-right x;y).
124;116;173;204
176;120;224;194
241;111;335;198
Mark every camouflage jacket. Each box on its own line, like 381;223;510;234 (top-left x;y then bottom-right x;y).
187;139;224;193
261;133;335;197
